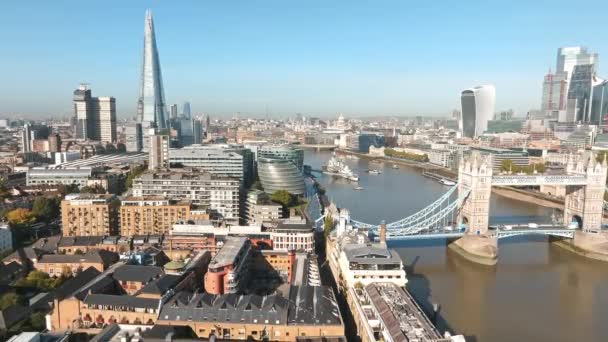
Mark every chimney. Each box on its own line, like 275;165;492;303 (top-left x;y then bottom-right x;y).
379;221;387;245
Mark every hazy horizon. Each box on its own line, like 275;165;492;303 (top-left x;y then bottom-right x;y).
1;1;607;119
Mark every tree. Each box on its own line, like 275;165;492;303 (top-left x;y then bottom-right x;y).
125;165;146;189
29;312;46;331
57;183;79;196
31;196;60;223
80;185;105;194
270;190;294;207
0;292;25;310
6;208;34;225
500;159;546;175
324;213;334;238
384;148;429;162
500;159;515;173
14;270;68;291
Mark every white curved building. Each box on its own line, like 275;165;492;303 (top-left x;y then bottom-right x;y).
460;85;496;138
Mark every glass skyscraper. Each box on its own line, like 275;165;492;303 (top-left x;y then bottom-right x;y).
566;64;595;122
137;10;167;130
591;80;608;125
460;85;496;138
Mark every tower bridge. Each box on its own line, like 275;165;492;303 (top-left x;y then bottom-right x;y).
341;151;608;264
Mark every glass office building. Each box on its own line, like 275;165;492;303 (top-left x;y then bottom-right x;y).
567;64;595;123
460;85;496;138
257;158;305;195
257;145;304;171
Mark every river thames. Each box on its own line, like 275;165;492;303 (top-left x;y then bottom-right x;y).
305;150;608;342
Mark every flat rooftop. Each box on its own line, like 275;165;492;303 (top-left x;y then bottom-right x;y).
209;236;249;268
366;283;447;342
57;152;148;168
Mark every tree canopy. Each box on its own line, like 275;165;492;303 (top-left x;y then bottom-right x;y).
0;292;25;310
125;165;147;190
384;148;429;162
80;185;105;194
13;270;68;290
31;196;60;223
500;159;546;174
270;190;296;207
324;213;334;238
6;208;34;225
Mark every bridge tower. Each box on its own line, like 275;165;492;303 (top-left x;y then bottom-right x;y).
564;153;608;232
458;151;493;235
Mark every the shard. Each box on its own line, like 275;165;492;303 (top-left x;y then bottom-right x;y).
137;10;167;129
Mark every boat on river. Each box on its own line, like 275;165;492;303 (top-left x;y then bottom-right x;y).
323;157;359;181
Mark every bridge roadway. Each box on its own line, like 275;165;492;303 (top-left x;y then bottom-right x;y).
386;224;577;241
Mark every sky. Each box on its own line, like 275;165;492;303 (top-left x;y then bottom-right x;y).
1;0;608;119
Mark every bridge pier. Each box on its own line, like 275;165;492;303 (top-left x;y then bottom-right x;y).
448;234;498;266
553;230;608;262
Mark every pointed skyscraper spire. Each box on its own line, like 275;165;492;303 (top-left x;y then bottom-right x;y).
137;9;167;129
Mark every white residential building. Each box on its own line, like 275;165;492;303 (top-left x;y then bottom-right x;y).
132;170;240;224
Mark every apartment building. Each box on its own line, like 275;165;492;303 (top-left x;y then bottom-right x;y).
132;170;240;224
119;197;192;236
61;194;119;237
246;190;282;225
204;237;252;295
269;218;315;253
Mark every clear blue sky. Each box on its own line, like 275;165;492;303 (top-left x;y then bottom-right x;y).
1;0;608;119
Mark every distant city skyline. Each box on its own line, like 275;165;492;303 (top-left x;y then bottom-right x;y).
1;1;608;118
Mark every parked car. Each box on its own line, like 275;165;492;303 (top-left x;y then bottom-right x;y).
567;222;579;230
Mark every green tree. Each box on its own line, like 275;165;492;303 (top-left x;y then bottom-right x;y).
0;292;25;310
31;197;60;223
57;183;80;196
384;148;429;162
14;270;68;291
29;312;46;331
80;185;105;194
270;190;294;207
500;159;546;175
125;165;146;189
324;213;334;238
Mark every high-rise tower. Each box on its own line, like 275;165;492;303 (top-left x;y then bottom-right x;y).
73;84;116;143
182;101;191;119
460;85;496;138
137;10;167;130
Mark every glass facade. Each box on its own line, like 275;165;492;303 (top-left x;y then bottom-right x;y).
257;158;305;195
567;64;595;123
137;10;167;129
257;145;304;171
358;134;385;153
591;81;608;126
486;120;525;133
460;85;496;138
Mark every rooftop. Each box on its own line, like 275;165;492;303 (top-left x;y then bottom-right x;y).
112;264;164;283
84;293;160;310
37;249;117;265
366;283;446;342
137;170;240;182
209;236;249;269
157;285;341;327
343;244;403;265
